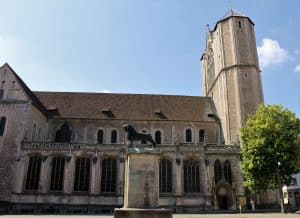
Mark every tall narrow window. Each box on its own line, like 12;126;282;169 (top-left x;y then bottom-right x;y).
101;158;117;193
50;156;65;191
111;130;117;144
159;159;172;193
0;117;6;136
38;127;41;141
199;129;205;143
0;89;4;99
214;159;222;185
238;21;242;28
97;129;104;144
25;155;42;191
74;158;90;192
155;131;162;145
224;160;232;185
184;159;200;193
32;123;36;141
55;123;72;143
185;129;192;142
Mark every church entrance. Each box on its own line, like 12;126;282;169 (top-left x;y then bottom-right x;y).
217;186;229;210
218;195;228;209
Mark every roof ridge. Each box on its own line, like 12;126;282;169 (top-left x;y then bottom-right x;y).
34;91;212;98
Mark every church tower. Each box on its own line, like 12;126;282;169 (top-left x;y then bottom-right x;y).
201;10;264;145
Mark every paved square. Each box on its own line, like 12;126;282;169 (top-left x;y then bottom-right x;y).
1;213;300;218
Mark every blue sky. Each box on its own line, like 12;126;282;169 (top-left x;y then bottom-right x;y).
0;0;299;117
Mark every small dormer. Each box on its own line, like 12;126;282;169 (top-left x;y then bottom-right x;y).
154;109;167;119
101;107;115;118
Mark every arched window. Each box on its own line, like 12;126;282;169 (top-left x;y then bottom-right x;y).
199;129;205;143
97;129;104;144
74;158;90;192
155;131;162;145
214;159;222;185
101;158;117;193
55;123;72;143
32;123;36;141
0;117;6;136
184;159;200;193
50;156;65;191
159;159;172;193
111;130;117;144
224;160;232;185
25;155;42;191
185;129;192;142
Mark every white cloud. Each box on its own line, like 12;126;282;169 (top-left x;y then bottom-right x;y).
294;64;300;72
257;38;288;69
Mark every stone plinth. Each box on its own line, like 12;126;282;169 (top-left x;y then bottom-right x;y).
114;208;172;218
114;147;172;218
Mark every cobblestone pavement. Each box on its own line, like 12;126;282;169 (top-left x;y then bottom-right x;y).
1;213;300;218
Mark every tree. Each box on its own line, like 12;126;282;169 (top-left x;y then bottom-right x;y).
241;105;300;211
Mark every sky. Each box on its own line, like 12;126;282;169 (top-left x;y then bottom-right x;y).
0;0;299;117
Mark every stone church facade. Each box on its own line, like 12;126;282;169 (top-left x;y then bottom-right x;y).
0;10;264;214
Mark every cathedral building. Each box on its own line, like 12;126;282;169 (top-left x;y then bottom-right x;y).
0;10;264;214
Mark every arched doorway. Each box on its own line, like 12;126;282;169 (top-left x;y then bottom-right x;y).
217;186;229;210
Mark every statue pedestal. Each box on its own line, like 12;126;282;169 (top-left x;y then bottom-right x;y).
114;148;172;218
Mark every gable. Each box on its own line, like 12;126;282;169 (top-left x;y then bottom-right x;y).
0;63;49;117
0;64;29;101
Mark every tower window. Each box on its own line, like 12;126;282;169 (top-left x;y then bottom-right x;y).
159;159;172;193
238;21;242;29
155;131;162;144
101;158;117;193
0;117;6;136
185;129;192;142
245;73;248;77
111;130;117;144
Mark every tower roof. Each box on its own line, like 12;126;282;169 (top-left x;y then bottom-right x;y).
211;9;254;31
222;9;245;19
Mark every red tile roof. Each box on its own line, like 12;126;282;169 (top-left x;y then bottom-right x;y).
34;91;217;121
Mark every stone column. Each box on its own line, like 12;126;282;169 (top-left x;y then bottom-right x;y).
117;157;125;206
40;155;51;193
90;156;100;194
63;156;75;194
117;157;125;195
175;157;183;196
15;155;28;193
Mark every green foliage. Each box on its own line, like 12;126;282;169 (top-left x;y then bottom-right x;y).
241;105;300;192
